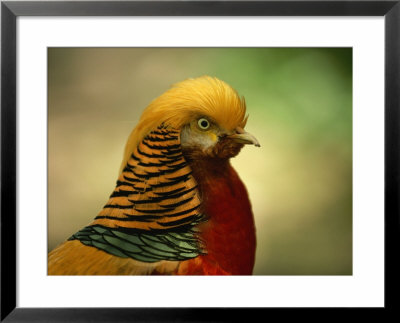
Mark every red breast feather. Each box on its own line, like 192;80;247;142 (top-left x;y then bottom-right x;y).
178;140;256;275
200;164;256;275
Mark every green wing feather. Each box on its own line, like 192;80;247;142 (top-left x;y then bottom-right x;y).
69;224;204;263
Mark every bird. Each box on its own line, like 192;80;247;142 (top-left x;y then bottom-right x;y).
48;76;260;275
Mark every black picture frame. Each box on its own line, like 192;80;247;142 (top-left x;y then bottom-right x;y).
1;0;399;321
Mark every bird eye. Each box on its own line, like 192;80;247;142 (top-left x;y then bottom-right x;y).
197;118;210;130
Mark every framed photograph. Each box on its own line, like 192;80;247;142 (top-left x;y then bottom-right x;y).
1;0;399;320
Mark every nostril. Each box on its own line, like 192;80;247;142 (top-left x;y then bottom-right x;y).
235;127;246;134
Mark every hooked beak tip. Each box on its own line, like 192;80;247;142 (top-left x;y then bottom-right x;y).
228;127;260;147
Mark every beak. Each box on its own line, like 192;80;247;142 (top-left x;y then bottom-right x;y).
227;127;260;147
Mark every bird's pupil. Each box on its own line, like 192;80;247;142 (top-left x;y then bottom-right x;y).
201;120;208;128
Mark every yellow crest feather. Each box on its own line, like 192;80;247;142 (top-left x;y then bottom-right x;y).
120;76;247;172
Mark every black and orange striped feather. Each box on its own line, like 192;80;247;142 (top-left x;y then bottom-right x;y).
93;124;203;230
66;124;205;264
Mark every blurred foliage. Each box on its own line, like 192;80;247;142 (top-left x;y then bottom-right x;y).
48;48;352;275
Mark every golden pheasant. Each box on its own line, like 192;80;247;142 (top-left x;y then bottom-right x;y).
48;76;259;275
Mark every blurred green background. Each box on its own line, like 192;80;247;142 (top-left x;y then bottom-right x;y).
48;48;352;275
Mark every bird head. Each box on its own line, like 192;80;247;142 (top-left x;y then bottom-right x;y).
120;76;259;171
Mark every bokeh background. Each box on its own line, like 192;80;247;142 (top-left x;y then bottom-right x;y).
48;48;352;275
